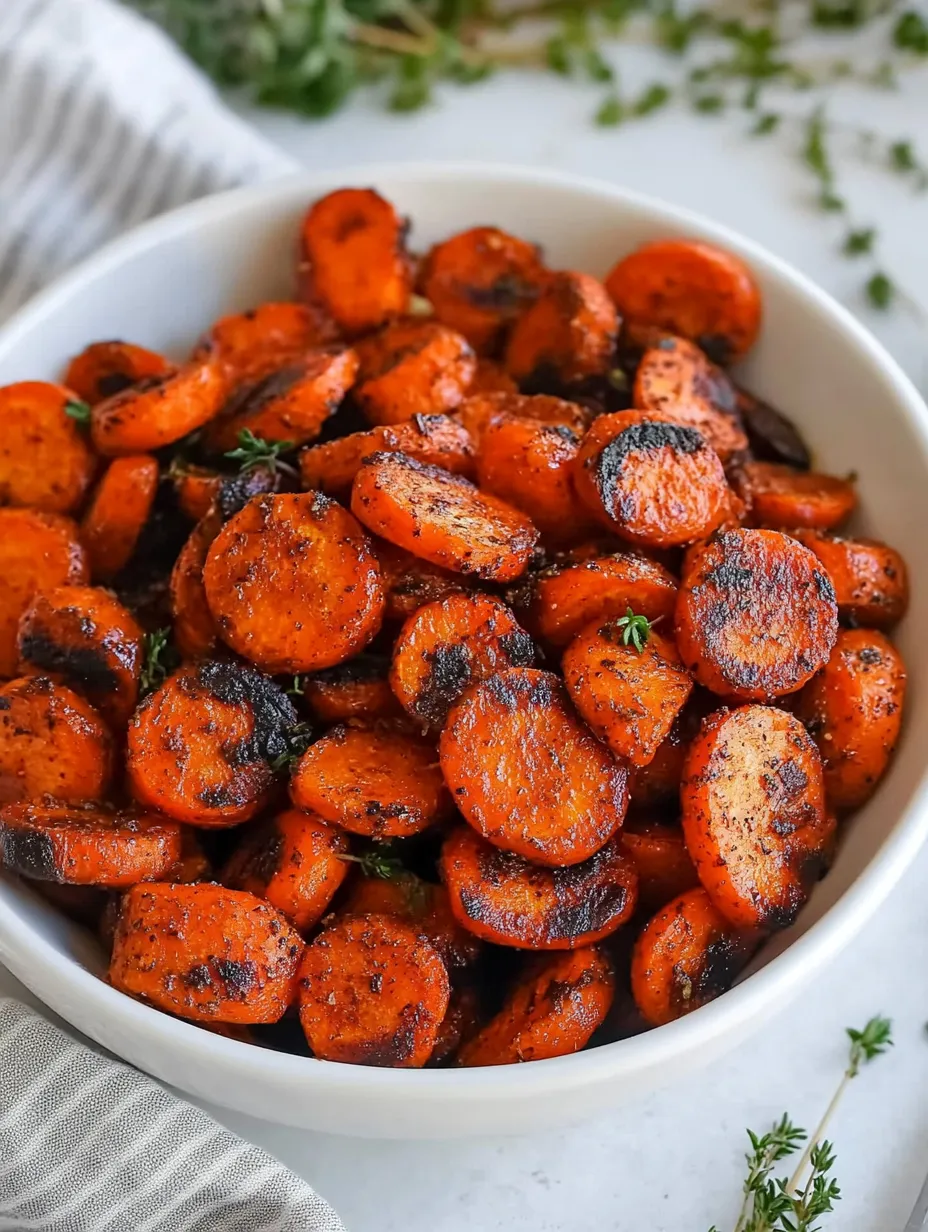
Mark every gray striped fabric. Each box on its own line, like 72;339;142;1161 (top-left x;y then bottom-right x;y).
0;998;346;1231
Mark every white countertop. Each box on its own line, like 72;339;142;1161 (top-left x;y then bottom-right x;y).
5;36;928;1231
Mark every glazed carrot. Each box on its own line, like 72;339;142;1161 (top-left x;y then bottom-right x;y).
441;826;637;949
466;359;518;396
166;829;212;884
81;454;159;580
376;541;467;623
352;452;539;582
194;300;339;385
630;887;759;1026
440;668;629;866
795;628;906;811
298;188;412;335
298;913;449;1065
457;391;591;445
299;412;476;495
633;337;748;461
91;359;226;455
65;341;171;405
418;226;550;353
734;461;857;530
0;509;88;678
675;529;838;699
574;411;729;548
505;271;618;385
457;947;613;1066
172;461;284;526
735;386;811;470
290;722;449;838
627;693;712;805
0;381;96;514
0;802;182;888
170;512;222;660
428;984;481;1066
127;661;297;827
619;816;699;911
563;622;693;767
110;883;304;1024
222;808;349;931
353;321;476;426
791;530;909;629
203;492;385;673
171;463;222;522
17;585;143;727
390;592;535;727
0;676;113;804
302;655;402;724
681;705;833;928
604;239;762;362
202;347;359;451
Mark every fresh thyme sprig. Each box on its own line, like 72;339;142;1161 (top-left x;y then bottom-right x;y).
139;627;179;696
224;429;296;476
64;398;92;424
615;607;661;653
270;720;315;771
338;850;405;879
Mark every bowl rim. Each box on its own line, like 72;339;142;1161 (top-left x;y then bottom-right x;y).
1;160;928;1103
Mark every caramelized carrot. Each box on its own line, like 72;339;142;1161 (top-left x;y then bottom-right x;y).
81;454;159;580
457;391;591;445
627;691;714;805
466;359;518;396
298;913;449;1066
791;530;908;629
170;511;222;660
195;301;339;386
302;655;402;724
127;661;297;827
65;341;172;405
91;359;226;455
441;826;637;949
203;492;385;673
390;592;535;727
352;452;539;582
675;529;838;699
682;705;832;928
171;464;222;522
505;271;618;385
0;381;96;514
605;239;762;362
736;386;810;470
353;321;476;426
620;817;699;911
110;882;304;1024
429;983;481;1066
376;541;467;623
290;722;449;838
440;668;629;866
795;628;906;811
457;947;613;1066
734;461;856;530
166;829;212;884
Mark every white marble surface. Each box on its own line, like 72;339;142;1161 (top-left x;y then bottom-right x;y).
5;35;928;1232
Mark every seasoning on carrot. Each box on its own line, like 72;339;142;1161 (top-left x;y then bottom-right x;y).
194;300;339;386
0;381;96;514
352;320;476;426
376;541;467;624
457;390;592;445
619;816;699;912
733;461;857;530
301;655;402;724
791;529;908;629
90;358;227;455
65;340;172;405
505;271;618;386
81;454;160;580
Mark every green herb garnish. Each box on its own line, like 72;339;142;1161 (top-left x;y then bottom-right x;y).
139;628;178;696
271;721;314;772
64;399;92;424
615;607;660;653
224;428;295;475
339;851;405;879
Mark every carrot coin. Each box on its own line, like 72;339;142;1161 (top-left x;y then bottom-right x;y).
505;271;618;385
170;511;222;660
620;817;699;912
376;541;467;623
91;359;227;455
353;320;476;426
466;359;518;396
0;381;96;514
302;655;402;724
195;300;339;385
736;386;810;470
81;454;159;580
457;391;591;445
734;461;856;530
64;341;171;405
791;530;909;629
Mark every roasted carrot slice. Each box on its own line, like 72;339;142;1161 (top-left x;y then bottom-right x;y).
91;360;227;456
202;348;359;451
627;692;712;805
222;808;349;931
390;592;535;728
81;454;159;580
65;340;172;406
795;628;906;811
352;452;539;582
457;391;591;445
0;675;113;804
298;188;412;335
505;271;618;385
290;722;449;838
676;529;838;699
441;826;637;950
17;585;142;727
353;320;476;427
377;541;466;623
167;829;212;883
298;912;449;1066
526;546;678;647
466;359;518;396
203;492;384;673
194;300;339;385
170;512;222;659
630;887;758;1026
299;412;475;495
429;983;481;1066
620;817;699;912
457;947;613;1066
791;530;909;630
127;661;297;827
633;337;748;461
605;239;762;363
736;386;811;470
440;668;629;866
563;622;693;767
419;226;549;354
111;882;304;1024
0;802;182;888
302;655;401;724
734;461;857;531
574;411;729;548
0;381;96;514
682;704;832;928
171;463;223;522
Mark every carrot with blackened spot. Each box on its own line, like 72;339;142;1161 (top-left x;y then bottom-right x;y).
302;655;402;724
440;668;629;866
290;722;449;838
194;301;339;386
441;826;637;950
505;271;618;385
675;528;838;699
735;386;811;470
795;628;906;811
298;913;449;1066
457;947;613;1066
352;321;476;426
65;341;172;405
457;391;591;445
0;381;96;514
352;452;539;582
110;882;304;1024
733;461;857;530
81;454;159;580
630;887;759;1026
91;359;227;455
791;529;909;629
376;541;467;623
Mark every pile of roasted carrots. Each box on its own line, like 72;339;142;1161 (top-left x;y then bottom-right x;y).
0;188;908;1067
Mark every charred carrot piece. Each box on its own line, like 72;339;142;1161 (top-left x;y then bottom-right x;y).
194;300;339;386
0;381;96;514
791;529;909;629
297;912;449;1066
735;386;811;470
171;463;223;522
428;983;482;1066
90;359;226;455
166;829;212;884
457;391;592;445
170;511;222;660
81;454;159;580
505;271;618;386
734;461;857;531
353;321;476;427
627;693;713;806
376;541;467;624
302;655;402;724
620;816;699;912
466;359;518;396
65;341;172;405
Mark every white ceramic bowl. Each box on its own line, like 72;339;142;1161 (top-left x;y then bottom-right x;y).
1;164;927;1139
